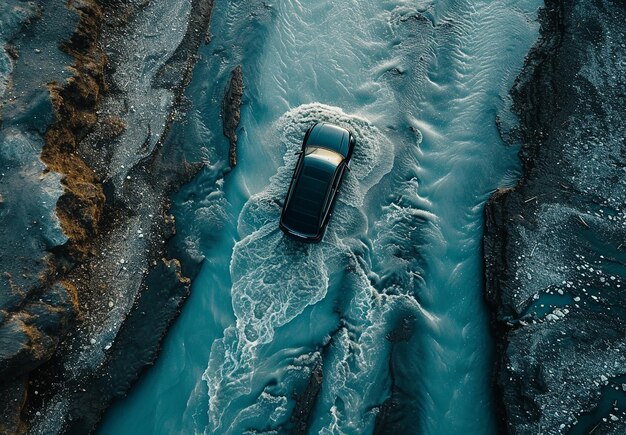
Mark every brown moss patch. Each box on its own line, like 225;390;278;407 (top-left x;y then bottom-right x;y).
40;0;108;262
162;258;191;285
19;316;53;362
59;279;80;316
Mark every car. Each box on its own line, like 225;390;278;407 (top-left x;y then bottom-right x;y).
279;122;356;242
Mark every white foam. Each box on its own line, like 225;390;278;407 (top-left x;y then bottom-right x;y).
205;103;396;431
196;0;544;430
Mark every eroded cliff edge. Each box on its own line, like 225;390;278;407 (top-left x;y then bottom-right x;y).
485;0;626;433
0;0;214;432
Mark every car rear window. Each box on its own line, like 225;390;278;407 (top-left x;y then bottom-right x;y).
283;160;335;235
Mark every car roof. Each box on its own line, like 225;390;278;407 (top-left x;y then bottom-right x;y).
282;153;339;236
306;123;351;157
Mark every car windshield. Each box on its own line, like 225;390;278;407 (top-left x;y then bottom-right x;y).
304;146;344;165
283;148;342;235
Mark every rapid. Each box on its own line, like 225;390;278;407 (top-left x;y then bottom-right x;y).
99;0;542;433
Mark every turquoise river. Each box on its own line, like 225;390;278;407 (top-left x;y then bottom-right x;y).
99;0;543;433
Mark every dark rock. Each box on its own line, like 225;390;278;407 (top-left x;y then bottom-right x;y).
154;0;215;90
291;364;324;435
0;283;73;380
222;65;244;167
484;0;626;432
374;314;419;434
0;376;27;434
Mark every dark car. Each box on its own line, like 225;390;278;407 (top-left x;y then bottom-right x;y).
279;122;356;242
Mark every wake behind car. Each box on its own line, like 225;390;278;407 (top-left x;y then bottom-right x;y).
279;122;356;242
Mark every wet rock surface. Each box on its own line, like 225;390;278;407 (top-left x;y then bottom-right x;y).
0;0;214;432
484;0;626;433
222;65;243;167
0;1;83;432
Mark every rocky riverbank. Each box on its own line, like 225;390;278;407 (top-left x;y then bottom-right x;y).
485;0;626;433
0;0;214;432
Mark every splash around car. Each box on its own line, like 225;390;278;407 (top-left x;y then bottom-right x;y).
279;122;356;242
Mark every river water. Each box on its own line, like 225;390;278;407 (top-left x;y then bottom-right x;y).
99;0;542;433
